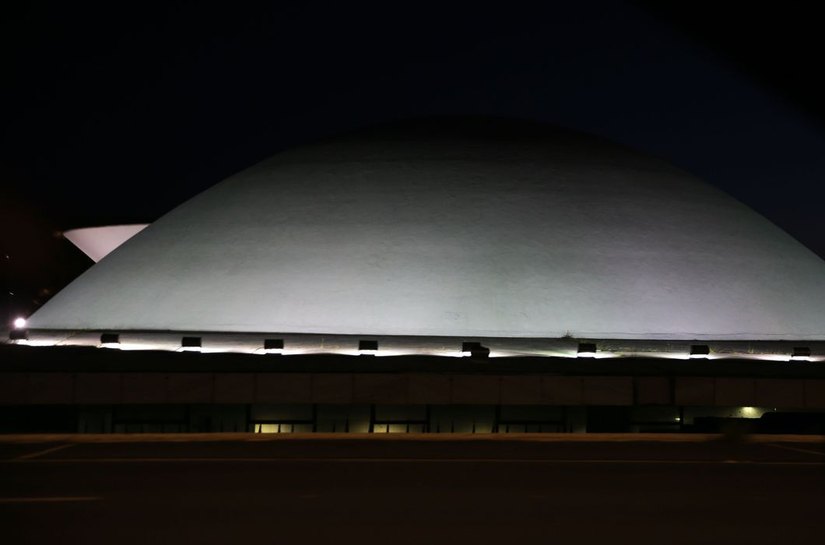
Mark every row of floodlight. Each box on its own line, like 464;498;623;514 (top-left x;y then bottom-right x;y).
94;336;820;361
576;343;812;361
100;334;384;355
7;330;817;361
687;344;812;361
101;336;492;357
575;343;712;359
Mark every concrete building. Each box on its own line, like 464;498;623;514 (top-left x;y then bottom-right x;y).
4;117;825;433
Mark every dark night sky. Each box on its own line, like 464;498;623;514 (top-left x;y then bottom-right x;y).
2;1;825;323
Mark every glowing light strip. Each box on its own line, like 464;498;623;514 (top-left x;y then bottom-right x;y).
9;333;824;362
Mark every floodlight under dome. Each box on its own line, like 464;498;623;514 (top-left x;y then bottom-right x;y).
13;317;27;329
689;345;710;359
264;338;284;355
791;347;811;361
577;343;597;358
180;336;202;352
461;341;490;359
100;333;121;349
358;340;378;355
461;342;480;356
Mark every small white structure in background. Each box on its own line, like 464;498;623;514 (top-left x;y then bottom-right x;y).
63;224;149;262
13;317;27;329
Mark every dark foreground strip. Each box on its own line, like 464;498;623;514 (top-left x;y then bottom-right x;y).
1;457;822;466
0;496;101;504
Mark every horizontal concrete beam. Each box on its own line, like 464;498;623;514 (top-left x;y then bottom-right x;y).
0;373;822;409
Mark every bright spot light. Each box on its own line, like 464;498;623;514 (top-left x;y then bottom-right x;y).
740;406;759;418
256;424;293;433
14;339;56;347
13;317;26;329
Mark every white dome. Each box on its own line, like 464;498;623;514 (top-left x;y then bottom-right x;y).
28;118;825;340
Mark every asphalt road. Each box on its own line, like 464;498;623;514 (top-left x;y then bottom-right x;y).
1;435;824;545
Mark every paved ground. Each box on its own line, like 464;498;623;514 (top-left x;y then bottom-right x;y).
1;434;824;544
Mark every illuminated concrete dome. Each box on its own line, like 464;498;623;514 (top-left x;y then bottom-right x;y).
28;118;825;341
